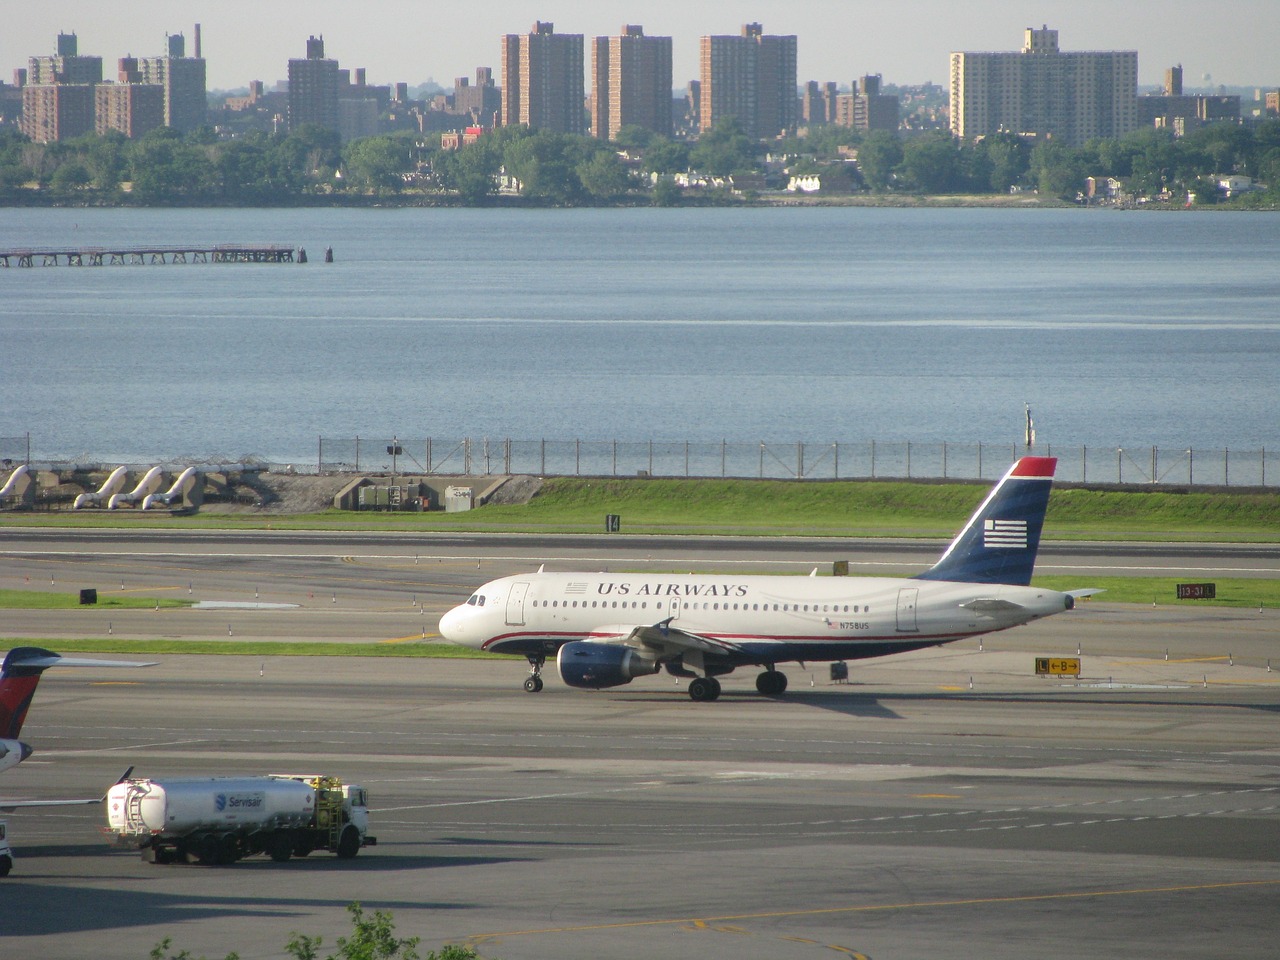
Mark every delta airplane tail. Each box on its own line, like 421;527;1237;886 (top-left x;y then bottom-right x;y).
1;647;156;741
0;648;53;741
3;646;153;798
914;456;1056;586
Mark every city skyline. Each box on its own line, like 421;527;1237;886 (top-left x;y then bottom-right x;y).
5;1;1276;94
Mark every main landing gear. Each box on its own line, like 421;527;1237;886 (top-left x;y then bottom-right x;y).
687;669;787;702
687;676;721;702
755;669;788;696
524;655;545;693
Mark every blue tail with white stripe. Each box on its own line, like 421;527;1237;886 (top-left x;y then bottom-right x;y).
913;457;1056;586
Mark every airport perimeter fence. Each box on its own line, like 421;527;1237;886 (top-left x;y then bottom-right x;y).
4;433;1272;488
312;437;1275;488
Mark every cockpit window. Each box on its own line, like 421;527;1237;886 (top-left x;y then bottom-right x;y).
466;593;485;607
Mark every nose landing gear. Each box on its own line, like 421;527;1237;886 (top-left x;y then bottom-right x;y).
524;656;545;693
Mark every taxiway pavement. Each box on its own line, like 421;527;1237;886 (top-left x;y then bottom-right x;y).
0;531;1277;959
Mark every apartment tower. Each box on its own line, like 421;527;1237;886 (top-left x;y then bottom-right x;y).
699;23;797;139
288;35;341;133
21;33;102;142
833;74;900;132
500;22;585;134
591;25;672;141
27;32;103;85
96;57;165;138
136;31;208;133
949;26;1137;147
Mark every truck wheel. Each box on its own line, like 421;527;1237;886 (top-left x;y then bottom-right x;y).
142;845;160;864
217;834;239;865
0;855;11;877
196;834;220;865
268;832;293;863
336;824;361;859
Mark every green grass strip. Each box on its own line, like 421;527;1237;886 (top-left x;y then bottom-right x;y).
1031;576;1280;607
3;638;506;658
3;477;1279;541
0;589;190;610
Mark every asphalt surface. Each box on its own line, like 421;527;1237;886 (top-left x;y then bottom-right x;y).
0;530;1278;959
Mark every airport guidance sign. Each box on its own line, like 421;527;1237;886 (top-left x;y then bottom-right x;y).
1035;657;1081;677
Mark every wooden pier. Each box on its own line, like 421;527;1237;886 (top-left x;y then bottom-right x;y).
0;244;298;267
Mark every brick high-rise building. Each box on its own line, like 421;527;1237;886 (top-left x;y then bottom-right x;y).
454;67;501;127
590;25;672;141
699;23;797;139
834;74;900;132
22;83;95;142
500;22;584;134
801;81;837;126
136;31;207;133
288;35;341;133
28;32;102;85
96;76;165;138
950;26;1137;147
21;33;102;142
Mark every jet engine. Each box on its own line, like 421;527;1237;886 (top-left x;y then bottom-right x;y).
556;641;660;689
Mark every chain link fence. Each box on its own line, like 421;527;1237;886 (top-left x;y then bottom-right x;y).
312;437;1273;487
4;434;1272;487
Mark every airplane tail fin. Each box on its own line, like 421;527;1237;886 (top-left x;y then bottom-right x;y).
0;647;58;739
914;457;1057;586
1;647;157;739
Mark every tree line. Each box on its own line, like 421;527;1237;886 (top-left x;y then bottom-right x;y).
1;117;1277;206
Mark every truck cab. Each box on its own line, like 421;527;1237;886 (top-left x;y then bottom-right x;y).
0;819;13;876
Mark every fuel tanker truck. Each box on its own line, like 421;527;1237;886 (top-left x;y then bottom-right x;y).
104;774;376;865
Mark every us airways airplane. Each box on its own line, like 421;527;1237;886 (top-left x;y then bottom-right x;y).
439;457;1093;701
1;647;153;806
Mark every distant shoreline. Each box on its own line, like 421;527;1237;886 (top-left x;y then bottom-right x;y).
6;193;1265;210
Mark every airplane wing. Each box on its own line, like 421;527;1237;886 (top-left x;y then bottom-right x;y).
0;797;101;812
4;652;158;671
610;618;745;660
1;767;133;812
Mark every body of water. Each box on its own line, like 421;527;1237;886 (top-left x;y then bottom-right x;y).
2;206;1278;467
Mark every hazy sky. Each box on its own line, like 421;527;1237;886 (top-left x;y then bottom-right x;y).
5;1;1275;92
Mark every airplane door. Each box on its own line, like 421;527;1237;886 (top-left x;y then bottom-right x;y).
668;598;682;622
505;582;530;626
895;587;919;633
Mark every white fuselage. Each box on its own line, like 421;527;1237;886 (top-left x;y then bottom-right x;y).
440;570;1073;664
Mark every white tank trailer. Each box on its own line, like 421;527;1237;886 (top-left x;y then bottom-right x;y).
104;774;376;865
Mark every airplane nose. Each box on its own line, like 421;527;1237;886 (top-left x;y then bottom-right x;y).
438;605;466;643
19;741;33;762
